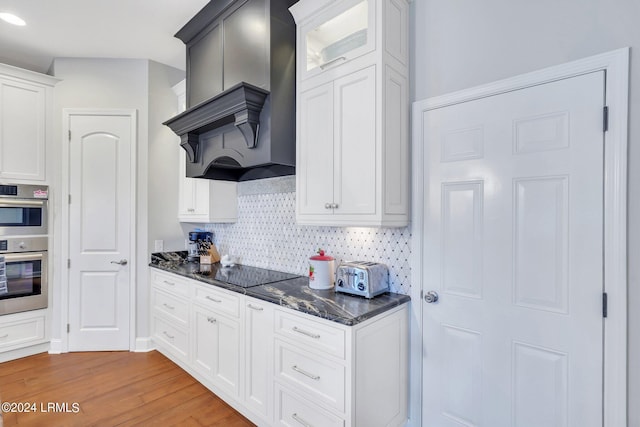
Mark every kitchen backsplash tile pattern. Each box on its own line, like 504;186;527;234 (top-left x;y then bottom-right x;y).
206;177;412;295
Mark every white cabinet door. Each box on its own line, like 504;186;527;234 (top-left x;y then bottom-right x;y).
297;81;335;216
245;298;274;422
332;66;376;216
192;303;241;398
0;78;46;181
297;67;376;221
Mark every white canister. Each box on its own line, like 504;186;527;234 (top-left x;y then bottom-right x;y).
309;249;335;290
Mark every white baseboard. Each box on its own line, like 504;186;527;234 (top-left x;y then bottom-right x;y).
134;337;155;352
0;342;50;363
48;339;64;354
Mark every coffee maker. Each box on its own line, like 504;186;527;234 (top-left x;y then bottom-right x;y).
187;231;213;262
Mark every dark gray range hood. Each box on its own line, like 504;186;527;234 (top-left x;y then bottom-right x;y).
164;0;297;181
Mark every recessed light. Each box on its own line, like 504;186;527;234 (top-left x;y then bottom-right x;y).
0;13;26;26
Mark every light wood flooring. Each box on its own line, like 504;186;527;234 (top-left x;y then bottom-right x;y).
0;350;255;426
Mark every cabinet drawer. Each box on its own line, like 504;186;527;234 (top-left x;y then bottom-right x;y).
153;315;188;360
193;285;240;318
0;315;45;350
151;288;189;326
150;269;190;297
275;384;344;427
276;341;346;413
275;310;346;359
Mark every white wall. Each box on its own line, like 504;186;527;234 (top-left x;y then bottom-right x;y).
411;0;639;422
147;63;187;254
50;58;184;349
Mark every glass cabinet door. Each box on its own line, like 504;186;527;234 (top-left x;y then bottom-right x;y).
301;0;374;79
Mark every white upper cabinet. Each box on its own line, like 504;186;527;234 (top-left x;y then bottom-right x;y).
297;0;375;80
0;64;57;182
172;80;238;223
291;0;409;227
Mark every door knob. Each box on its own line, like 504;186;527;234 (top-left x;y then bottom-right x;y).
424;291;439;303
110;259;128;266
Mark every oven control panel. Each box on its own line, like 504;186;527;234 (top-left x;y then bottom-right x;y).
0;255;6;295
0;236;48;253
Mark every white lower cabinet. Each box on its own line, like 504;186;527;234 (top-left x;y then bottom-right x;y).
192;298;241;399
150;268;409;427
0;311;46;352
245;298;274;422
275;383;345;427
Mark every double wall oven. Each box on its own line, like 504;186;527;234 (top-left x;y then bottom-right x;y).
0;184;48;316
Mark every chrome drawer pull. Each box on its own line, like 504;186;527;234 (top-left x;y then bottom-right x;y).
205;296;222;303
0;334;8;339
162;331;174;340
247;303;264;311
207;316;217;324
162;303;175;310
163;280;175;286
292;413;313;427
292;326;320;339
292;365;320;381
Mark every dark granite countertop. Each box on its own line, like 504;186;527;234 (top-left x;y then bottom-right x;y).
150;252;410;326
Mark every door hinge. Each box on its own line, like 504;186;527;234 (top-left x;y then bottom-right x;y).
68;130;71;141
67;259;71;269
603;292;608;318
67;324;70;333
603;106;609;132
68;194;71;204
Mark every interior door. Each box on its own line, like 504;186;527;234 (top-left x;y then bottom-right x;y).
421;72;605;426
67;112;134;351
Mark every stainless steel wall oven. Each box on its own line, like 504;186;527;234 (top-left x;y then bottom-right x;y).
0;236;48;315
0;184;48;236
0;184;48;315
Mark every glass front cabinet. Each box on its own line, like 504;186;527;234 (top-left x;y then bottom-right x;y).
298;0;375;80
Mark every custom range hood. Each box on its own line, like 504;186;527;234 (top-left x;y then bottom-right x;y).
164;0;296;181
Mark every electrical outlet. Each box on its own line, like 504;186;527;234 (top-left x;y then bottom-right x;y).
154;240;164;252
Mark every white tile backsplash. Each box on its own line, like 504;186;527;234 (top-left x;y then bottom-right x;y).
206;177;412;295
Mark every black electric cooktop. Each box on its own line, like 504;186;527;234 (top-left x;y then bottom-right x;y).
200;263;299;288
150;251;300;288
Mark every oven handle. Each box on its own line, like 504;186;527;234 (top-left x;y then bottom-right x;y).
0;199;46;208
3;252;44;262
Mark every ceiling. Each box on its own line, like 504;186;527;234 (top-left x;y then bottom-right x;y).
0;0;211;74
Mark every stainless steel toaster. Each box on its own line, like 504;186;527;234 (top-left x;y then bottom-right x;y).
335;261;389;298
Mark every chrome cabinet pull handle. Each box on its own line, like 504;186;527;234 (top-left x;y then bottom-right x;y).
162;303;175;310
0;334;8;339
110;259;128;265
162;331;174;340
319;56;347;70
205;296;222;303
163;280;175;286
325;203;332;209
292;365;320;381
292;413;313;427
247;303;264;311
207;316;217;324
292;326;320;339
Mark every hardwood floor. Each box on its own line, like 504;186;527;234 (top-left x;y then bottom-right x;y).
0;351;255;427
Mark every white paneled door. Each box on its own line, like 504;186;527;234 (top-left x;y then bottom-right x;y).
67;111;135;351
421;72;605;426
